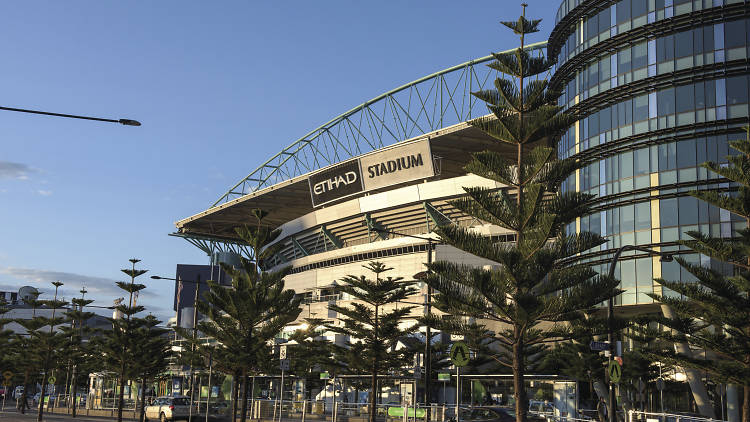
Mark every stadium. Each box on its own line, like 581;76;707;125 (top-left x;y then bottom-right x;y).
172;0;750;414
173;40;548;339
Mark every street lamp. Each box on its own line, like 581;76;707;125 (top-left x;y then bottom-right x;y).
605;245;672;422
371;227;437;411
151;274;203;421
0;105;140;126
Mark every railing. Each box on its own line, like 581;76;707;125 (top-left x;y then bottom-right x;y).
628;410;724;422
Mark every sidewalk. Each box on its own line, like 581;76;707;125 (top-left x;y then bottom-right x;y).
0;409;138;421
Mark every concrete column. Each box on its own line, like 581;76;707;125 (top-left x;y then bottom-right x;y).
727;384;740;422
661;305;716;419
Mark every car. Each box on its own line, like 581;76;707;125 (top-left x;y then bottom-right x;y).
144;396;191;421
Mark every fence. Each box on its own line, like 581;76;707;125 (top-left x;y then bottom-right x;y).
628;410;723;422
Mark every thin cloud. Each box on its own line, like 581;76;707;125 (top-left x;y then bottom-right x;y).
0;161;35;180
0;267;174;321
0;267;126;305
37;190;53;196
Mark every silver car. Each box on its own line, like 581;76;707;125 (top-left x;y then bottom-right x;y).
145;396;191;421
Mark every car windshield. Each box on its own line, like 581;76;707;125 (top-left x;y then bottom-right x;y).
172;398;190;406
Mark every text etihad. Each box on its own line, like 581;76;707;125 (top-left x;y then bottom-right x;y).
367;153;424;178
313;171;359;195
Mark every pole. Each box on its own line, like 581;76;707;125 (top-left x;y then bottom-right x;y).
188;275;201;422
425;239;433;418
607;248;622;422
281;370;286;422
455;367;460;422
206;350;213;422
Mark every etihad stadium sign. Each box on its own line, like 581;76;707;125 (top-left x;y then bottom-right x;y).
308;139;435;207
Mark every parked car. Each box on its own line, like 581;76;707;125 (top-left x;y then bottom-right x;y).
144;396;191;421
32;393;57;405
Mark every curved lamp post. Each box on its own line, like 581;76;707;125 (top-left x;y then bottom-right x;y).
606;245;672;422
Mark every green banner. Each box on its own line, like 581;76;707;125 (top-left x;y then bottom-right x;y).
388;407;426;418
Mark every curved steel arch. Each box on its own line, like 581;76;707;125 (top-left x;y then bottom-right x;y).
214;40;548;207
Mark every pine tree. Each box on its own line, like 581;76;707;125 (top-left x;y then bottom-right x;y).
287;318;338;399
95;258;150;422
14;282;68;422
647;126;750;422
190;209;302;422
12;290;43;415
132;314;170;422
59;288;96;418
327;261;419;422
420;7;619;422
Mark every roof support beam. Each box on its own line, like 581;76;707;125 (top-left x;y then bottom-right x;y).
424;201;453;230
364;214;388;241
292;238;309;257
321;226;343;249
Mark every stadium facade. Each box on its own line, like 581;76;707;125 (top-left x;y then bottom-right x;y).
174;0;750;333
172;0;749;411
173;42;548;339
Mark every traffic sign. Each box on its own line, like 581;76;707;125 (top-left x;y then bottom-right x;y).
2;371;12;379
608;361;622;384
589;341;610;351
320;371;330;380
438;373;451;382
279;345;287;360
656;378;665;391
279;359;290;371
450;341;470;367
48;376;56;384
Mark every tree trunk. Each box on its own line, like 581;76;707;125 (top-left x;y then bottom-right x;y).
38;362;49;422
231;374;239;422
240;371;249;422
370;304;379;422
117;365;126;422
20;370;29;414
70;365;78;418
138;376;147;422
512;330;527;422
743;384;749;422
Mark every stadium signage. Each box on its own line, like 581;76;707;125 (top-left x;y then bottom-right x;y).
308;160;364;207
308;139;435;207
359;139;434;191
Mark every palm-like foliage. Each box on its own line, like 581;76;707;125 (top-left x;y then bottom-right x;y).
327;261;418;422
287;318;338;398
646;126;750;422
183;209;302;422
95;259;150;422
13;282;68;422
59;290;96;418
421;7;619;422
132;314;170;422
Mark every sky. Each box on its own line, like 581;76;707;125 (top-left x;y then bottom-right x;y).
0;1;558;322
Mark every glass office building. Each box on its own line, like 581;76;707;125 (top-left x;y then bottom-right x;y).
549;0;750;305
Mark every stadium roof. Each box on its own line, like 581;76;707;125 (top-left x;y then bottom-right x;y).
173;41;549;250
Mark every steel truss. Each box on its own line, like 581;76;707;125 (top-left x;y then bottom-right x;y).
213;41;548;207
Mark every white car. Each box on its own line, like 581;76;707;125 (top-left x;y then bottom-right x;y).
144;396;191;421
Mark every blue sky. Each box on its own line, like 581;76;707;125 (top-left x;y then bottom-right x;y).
0;1;557;321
